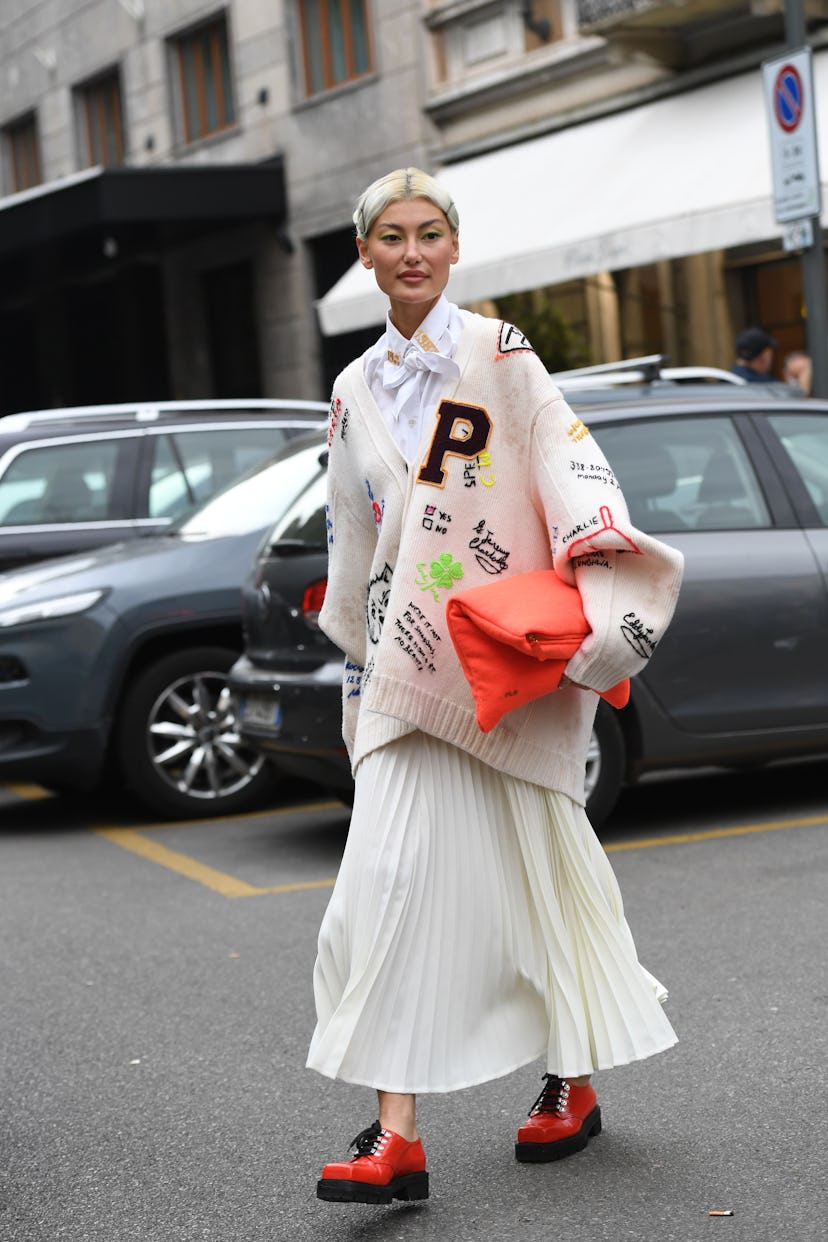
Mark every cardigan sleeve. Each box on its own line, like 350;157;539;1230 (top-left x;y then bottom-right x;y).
530;395;684;692
318;379;375;661
317;383;379;759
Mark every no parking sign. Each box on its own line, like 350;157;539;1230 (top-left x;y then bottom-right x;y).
763;47;822;223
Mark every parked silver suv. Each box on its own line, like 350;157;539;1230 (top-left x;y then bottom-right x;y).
0;399;327;573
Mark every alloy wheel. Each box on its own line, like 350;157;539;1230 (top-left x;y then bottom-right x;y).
145;670;265;801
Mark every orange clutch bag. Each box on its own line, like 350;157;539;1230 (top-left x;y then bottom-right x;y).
445;569;630;733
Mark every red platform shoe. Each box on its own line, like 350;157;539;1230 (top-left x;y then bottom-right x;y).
515;1074;602;1163
316;1120;429;1204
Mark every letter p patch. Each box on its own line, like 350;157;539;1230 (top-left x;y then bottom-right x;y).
417;400;493;488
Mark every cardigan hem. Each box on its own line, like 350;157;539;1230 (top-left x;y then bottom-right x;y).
359;675;587;804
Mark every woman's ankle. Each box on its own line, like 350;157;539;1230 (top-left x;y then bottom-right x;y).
377;1090;417;1141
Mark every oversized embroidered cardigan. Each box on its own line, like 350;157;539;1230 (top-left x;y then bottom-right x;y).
319;313;684;804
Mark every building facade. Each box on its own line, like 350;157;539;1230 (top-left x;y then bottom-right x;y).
0;0;826;415
320;0;828;380
0;0;435;413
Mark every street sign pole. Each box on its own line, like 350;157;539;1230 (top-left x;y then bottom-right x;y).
783;0;828;396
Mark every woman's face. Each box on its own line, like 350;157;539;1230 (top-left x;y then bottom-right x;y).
356;197;459;325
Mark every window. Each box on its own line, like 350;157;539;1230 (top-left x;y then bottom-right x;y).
443;2;524;77
78;71;125;167
173;16;236;144
427;1;565;91
594;417;770;533
298;0;373;96
767;412;828;524
0;441;122;527
177;439;328;539
147;428;297;520
267;469;328;547
4;113;42;192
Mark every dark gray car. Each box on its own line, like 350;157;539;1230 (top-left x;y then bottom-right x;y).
0;435;328;818
229;378;828;825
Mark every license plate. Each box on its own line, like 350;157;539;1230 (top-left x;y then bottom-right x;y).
240;695;282;731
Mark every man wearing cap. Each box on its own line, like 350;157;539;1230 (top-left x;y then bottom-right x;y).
731;327;777;382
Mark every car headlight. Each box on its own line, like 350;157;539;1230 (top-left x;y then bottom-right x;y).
0;589;108;628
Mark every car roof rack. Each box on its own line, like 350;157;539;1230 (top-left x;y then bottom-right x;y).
551;354;746;390
1;397;329;433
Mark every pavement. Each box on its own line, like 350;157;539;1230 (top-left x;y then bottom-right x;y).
0;766;826;1241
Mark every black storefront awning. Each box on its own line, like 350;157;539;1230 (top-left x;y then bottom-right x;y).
0;160;286;260
0;160;289;413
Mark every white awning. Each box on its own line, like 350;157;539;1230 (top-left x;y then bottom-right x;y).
317;53;828;335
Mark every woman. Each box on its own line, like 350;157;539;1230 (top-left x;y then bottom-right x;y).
307;168;684;1205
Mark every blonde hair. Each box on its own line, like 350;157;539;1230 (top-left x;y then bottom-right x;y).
353;167;459;241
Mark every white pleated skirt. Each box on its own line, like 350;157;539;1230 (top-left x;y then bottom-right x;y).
306;732;677;1093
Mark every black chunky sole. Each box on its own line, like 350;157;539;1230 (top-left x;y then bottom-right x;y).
316;1170;429;1203
514;1106;602;1163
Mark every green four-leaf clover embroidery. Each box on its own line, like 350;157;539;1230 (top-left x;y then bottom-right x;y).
416;552;464;601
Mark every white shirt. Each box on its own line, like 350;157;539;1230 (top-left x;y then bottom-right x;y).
363;296;471;462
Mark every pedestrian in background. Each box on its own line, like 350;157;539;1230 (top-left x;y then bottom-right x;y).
783;350;813;396
307;166;685;1205
731;327;777;382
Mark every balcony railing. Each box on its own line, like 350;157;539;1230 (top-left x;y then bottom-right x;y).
577;0;657;23
576;1;791;68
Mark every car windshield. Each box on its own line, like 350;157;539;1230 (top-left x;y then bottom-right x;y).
263;467;329;551
174;437;327;539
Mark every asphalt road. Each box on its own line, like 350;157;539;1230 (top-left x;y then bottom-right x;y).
0;762;826;1242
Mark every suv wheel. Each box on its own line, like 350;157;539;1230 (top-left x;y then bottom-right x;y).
116;646;276;819
584;702;625;829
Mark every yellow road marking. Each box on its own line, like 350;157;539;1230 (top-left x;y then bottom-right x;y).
604;811;828;852
91;797;346;895
4;782;53;801
94;807;828;898
251;878;340;895
114;798;345;831
94;826;338;898
94;828;264;897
